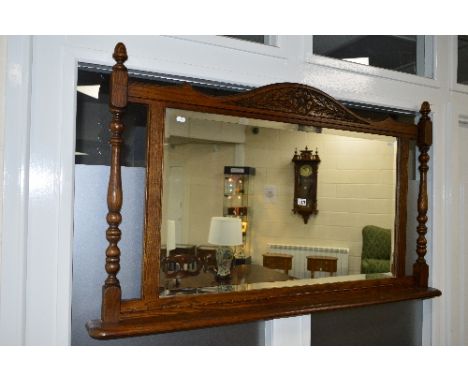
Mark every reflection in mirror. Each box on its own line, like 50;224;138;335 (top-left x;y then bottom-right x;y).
159;109;397;296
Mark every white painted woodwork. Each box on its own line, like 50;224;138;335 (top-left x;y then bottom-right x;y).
0;36;32;345
265;315;311;346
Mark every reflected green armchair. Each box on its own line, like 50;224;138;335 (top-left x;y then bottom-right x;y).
361;225;391;274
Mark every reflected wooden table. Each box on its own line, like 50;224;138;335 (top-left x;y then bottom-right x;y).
160;264;293;295
306;255;337;278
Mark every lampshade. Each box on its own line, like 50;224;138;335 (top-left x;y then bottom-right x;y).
208;217;243;246
166;220;176;251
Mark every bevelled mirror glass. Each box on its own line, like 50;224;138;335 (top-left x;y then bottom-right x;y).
159;108;397;297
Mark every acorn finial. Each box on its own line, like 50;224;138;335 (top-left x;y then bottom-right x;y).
113;42;128;64
419;101;431;120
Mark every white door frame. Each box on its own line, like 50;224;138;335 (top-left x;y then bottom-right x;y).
0;36;32;345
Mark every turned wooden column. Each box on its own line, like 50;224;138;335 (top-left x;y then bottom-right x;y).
101;42;128;323
413;101;432;287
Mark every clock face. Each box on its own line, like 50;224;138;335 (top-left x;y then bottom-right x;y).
299;164;313;177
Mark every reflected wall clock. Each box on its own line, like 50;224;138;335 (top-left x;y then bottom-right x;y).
292;146;320;223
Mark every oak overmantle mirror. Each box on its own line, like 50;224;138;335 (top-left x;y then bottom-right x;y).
86;43;441;339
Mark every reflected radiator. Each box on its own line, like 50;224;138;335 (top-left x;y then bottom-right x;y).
267;244;349;279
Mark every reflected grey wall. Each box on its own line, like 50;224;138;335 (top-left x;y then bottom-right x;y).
73;165;144;301
72;164;264;345
310;300;422;345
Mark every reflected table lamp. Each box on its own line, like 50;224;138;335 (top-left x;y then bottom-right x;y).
208;217;243;279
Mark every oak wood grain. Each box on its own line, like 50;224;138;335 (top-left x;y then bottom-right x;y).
101;42;128;323
128;82;419;139
87;277;440;339
414;102;432;287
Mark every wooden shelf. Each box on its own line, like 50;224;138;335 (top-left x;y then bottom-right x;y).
87;278;441;339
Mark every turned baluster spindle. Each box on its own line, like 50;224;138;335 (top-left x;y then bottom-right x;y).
413;101;432;287
102;42;128;323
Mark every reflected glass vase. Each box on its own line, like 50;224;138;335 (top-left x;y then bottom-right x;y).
215;246;234;279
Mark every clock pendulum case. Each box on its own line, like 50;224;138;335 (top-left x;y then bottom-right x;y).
292;147;321;224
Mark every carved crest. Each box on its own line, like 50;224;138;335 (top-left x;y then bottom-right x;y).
230;84;368;124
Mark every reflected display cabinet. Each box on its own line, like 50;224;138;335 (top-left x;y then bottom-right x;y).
223;166;255;262
86;43;441;339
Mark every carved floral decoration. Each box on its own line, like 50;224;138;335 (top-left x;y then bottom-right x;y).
232;86;368;124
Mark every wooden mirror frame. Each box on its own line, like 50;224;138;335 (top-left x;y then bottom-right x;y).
86;43;441;339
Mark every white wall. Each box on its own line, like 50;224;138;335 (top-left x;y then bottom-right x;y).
245;127;396;274
162;142;236;245
0;36;6;272
0;35;466;345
